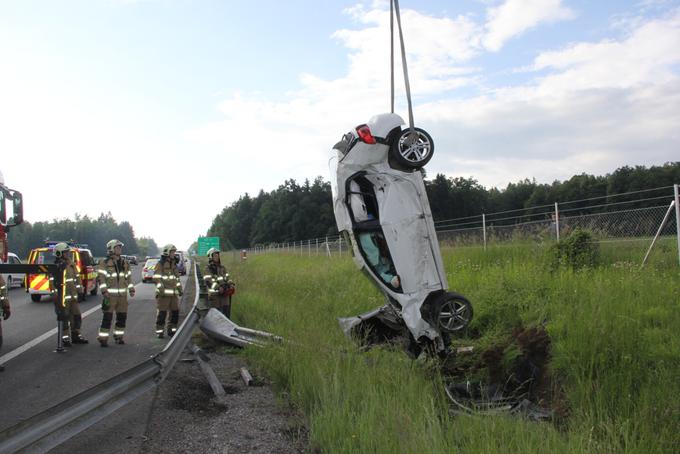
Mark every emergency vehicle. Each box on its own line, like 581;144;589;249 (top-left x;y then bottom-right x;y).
26;241;98;302
0;169;24;263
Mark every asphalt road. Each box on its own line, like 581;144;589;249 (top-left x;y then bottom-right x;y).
0;264;191;436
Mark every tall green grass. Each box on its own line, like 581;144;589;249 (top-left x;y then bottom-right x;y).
219;241;680;453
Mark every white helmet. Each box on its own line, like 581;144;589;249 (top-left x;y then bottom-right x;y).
106;239;124;254
53;242;71;258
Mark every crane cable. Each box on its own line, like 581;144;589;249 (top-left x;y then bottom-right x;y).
390;0;415;136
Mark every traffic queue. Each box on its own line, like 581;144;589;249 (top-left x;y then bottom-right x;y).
0;239;236;371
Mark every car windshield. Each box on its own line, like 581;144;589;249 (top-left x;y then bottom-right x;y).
144;259;158;269
31;250;54;264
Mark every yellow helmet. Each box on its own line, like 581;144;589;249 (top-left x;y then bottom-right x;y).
53;242;71;258
162;244;177;256
106;239;124;254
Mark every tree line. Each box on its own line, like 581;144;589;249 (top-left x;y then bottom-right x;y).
7;212;158;259
206;162;679;249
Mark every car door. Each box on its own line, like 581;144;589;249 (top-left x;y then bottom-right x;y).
9;254;23;287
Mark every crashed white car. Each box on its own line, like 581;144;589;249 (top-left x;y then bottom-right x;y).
331;113;473;356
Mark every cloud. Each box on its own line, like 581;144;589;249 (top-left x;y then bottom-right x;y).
187;2;680;196
483;0;576;51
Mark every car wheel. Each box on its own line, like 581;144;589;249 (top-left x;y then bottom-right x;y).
7;276;12;289
389;127;434;169
431;292;473;333
90;282;98;296
79;292;86;302
31;294;42;302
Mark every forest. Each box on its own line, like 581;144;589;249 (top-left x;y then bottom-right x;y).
7;212;158;259
206;162;680;249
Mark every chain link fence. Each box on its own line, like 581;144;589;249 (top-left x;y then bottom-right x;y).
244;185;680;264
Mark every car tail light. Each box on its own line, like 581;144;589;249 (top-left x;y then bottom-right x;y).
356;124;376;144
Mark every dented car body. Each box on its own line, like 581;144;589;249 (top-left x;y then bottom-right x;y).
331;113;473;355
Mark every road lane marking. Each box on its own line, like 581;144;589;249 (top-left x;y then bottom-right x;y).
0;281;145;365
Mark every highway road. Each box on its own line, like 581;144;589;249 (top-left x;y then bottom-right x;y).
0;263;192;441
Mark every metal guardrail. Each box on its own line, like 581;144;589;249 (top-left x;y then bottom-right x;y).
0;262;204;454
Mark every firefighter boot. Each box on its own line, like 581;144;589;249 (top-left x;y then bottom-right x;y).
99;312;113;347
114;312;127;344
71;331;89;344
167;310;179;338
156;310;167;338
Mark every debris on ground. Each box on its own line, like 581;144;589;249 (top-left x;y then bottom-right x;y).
140;339;307;454
441;324;562;421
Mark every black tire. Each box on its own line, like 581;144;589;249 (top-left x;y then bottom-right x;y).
30;294;41;302
389;127;434;169
430;292;473;333
90;282;98;296
79;292;86;302
7;276;13;289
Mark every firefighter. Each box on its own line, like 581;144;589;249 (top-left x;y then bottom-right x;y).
153;244;183;338
97;239;135;347
203;248;235;318
0;275;10;372
52;242;87;346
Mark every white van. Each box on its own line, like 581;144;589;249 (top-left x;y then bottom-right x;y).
1;252;24;289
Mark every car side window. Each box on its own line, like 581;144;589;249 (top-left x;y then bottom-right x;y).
347;176;379;223
357;232;400;290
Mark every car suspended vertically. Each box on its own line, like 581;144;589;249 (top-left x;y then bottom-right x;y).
331;113;473;356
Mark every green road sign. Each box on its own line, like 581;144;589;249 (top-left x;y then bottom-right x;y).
197;236;220;256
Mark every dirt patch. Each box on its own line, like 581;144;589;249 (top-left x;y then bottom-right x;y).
169;375;227;417
442;324;567;421
141;336;307;454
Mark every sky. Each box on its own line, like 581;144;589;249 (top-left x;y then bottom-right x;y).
1;0;679;250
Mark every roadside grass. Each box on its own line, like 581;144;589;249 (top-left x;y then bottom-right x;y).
218;239;680;453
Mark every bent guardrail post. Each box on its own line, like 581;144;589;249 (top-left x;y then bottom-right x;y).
200;307;283;347
0;262;202;454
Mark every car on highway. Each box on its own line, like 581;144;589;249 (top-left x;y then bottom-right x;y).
176;251;186;275
26;242;98;302
142;258;159;283
331;112;473;356
122;254;138;265
1;252;24;289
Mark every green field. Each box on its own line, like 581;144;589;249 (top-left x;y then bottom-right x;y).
215;239;680;453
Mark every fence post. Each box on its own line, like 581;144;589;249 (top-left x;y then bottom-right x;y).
554;202;560;241
482;213;487;250
316;238;319;255
308;239;311;257
675;184;680;266
339;236;342;256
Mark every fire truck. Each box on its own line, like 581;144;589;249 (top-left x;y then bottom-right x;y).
0;169;24;263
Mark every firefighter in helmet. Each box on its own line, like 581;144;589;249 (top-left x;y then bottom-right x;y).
52;242;87;345
153;244;183;338
97;239;135;347
203;248;235;318
0;274;11;371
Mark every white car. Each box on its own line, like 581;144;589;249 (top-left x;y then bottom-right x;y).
331;113;472;356
1;252;24;289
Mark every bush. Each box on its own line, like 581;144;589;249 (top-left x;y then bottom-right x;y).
549;228;599;269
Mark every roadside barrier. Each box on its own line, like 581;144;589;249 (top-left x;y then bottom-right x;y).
0;263;205;454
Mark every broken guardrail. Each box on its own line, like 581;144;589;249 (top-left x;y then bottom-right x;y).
200;307;283;347
0;263;203;454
